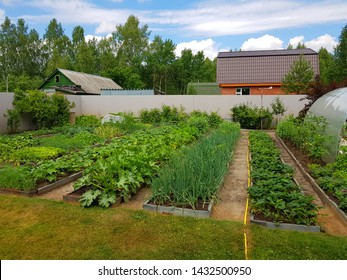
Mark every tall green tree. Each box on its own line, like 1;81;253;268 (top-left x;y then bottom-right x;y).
44;19;72;75
144;35;176;91
98;37;117;74
319;47;337;84
0;17;44;91
113;15;150;73
75;39;99;74
0;17;17;91
334;24;347;82
281;55;314;94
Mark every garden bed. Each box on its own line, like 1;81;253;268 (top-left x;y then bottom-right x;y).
277;136;347;225
143;199;213;218
145;122;240;217
0;171;83;197
248;131;320;229
250;215;320;232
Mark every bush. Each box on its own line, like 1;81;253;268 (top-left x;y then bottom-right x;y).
7;90;74;130
186;115;209;135
231;104;273;129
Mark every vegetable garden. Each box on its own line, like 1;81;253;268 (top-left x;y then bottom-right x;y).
1;106;235;210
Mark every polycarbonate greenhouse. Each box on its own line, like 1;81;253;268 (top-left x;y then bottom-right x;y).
308;87;347;162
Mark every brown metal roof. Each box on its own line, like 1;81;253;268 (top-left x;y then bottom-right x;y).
217;48;317;58
58;68;122;94
217;48;319;85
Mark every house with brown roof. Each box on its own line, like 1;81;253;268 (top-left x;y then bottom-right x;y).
217;48;319;95
38;68;122;95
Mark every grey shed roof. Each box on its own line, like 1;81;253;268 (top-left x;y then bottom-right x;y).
58;68;121;94
217;48;319;84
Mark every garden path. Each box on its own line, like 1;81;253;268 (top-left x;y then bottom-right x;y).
211;130;249;222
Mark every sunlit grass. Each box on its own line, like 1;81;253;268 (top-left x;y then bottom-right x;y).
1;195;346;260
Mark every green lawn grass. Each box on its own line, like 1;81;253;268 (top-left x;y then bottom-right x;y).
0;195;346;260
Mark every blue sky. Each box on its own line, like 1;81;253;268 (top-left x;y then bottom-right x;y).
1;0;346;59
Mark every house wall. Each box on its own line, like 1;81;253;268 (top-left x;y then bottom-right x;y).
40;73;73;90
1;93;307;133
220;86;285;95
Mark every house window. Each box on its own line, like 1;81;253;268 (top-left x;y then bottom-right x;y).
236;88;250;95
55;75;60;83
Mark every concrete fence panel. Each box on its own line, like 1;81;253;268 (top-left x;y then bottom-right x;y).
1;93;307;133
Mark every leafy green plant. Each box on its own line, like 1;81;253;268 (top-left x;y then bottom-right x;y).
11;146;65;163
72;124;203;207
94;124;122;139
0;166;35;191
75;115;101;127
310;151;347;213
276;114;331;161
249;131;318;225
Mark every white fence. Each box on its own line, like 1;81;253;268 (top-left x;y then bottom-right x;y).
0;93;307;133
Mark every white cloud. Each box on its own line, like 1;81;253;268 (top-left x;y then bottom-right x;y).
175;38;228;60
241;34;284;50
305;34;338;52
287;34;338;52
288;36;305;48
85;34;112;42
95;21;117;34
14;0;347;38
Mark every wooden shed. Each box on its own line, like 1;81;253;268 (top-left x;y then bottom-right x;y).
217;48;319;95
38;68;122;95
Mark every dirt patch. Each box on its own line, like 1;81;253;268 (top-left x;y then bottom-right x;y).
118;187;152;210
37;182;74;201
211;130;249;222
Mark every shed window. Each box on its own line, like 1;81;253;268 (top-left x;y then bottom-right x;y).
55;75;60;83
236;88;250;95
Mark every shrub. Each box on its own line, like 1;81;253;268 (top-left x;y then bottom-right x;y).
7;90;74;130
186;115;209;135
231;104;273;129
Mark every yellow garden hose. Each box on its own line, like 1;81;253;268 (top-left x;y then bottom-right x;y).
243;141;251;260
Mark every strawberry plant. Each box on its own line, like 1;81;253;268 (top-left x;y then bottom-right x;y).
249;131;318;225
